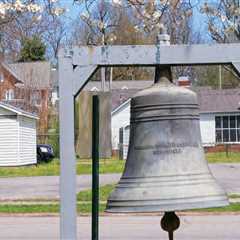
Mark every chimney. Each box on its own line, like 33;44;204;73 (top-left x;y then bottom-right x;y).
177;76;191;87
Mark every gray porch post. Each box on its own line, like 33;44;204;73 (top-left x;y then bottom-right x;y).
59;51;77;240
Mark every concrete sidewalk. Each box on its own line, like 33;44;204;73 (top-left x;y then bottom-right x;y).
0;215;239;239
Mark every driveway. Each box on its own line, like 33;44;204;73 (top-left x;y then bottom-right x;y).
0;164;239;200
0;215;239;239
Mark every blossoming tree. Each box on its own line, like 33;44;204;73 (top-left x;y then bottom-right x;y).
201;0;240;43
0;0;66;24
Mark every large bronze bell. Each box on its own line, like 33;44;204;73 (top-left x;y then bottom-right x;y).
106;66;228;214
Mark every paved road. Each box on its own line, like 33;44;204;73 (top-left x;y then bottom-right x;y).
209;164;240;194
0;164;239;200
0;174;121;200
0;214;239;239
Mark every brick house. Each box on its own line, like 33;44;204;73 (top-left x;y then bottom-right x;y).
0;62;21;100
0;61;51;133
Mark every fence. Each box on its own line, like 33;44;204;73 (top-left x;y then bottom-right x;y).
204;142;240;155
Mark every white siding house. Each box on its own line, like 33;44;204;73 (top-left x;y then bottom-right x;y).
112;103;216;151
199;113;216;146
0;103;38;166
111;99;131;150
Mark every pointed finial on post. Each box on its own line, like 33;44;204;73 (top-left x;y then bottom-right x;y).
156;27;170;46
154;27;172;83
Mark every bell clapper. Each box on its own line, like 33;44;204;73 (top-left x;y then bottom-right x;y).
160;212;180;240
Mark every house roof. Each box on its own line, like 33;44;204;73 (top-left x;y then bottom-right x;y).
196;88;240;113
1;62;22;83
0;102;38;119
76;79;240;114
112;98;131;115
111;87;240;114
8;61;51;89
111;89;140;111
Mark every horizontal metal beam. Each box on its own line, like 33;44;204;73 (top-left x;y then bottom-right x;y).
58;42;240;239
72;44;240;67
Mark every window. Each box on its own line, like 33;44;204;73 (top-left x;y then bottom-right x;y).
215;115;240;143
5;89;14;100
30;91;41;105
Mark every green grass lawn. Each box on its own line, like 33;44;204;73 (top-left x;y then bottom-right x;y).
229;194;240;199
0;159;125;177
206;152;240;163
0;152;239;178
0;203;106;214
77;184;115;201
0;203;238;214
191;203;240;212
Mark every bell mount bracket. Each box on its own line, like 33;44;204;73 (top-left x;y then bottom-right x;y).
58;43;240;239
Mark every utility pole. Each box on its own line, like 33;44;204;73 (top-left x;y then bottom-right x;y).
100;0;106;92
109;67;113;91
219;65;222;89
101;34;106;91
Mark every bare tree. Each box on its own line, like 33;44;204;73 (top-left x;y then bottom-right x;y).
73;0;123;90
42;17;67;63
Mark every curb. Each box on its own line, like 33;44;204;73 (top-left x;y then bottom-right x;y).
0;211;239;217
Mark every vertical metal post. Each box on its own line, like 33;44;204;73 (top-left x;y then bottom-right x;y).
59;53;77;239
92;95;99;240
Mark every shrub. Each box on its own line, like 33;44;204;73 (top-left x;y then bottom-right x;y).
19;36;46;62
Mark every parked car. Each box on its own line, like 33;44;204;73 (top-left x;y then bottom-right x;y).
37;144;54;163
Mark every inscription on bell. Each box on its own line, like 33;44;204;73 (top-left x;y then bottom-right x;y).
153;148;182;155
135;142;200;155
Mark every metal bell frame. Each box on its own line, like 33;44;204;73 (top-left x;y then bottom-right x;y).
58;35;240;239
